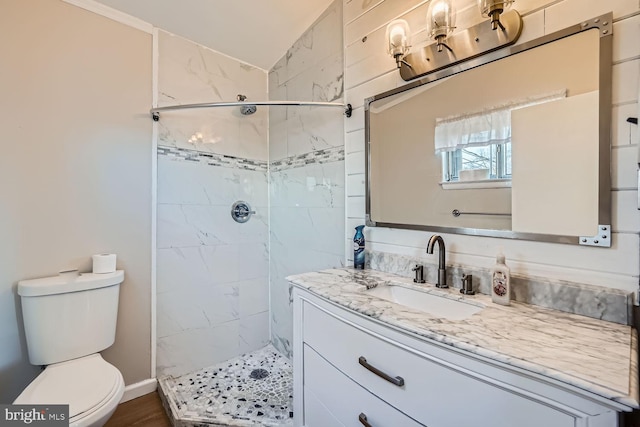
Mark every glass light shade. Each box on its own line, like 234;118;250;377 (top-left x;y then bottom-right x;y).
426;0;457;40
477;0;514;17
385;20;410;58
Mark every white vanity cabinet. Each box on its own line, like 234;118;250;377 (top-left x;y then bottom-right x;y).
293;287;630;427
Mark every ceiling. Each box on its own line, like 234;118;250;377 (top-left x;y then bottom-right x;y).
93;0;336;70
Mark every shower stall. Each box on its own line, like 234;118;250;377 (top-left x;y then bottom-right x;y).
154;2;344;424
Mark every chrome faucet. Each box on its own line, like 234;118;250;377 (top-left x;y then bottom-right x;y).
426;235;448;288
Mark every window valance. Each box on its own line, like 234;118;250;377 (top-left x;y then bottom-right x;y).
434;90;567;154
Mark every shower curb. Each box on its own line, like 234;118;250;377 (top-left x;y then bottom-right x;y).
159;377;236;427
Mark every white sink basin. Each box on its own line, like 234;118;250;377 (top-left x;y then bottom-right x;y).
366;284;483;320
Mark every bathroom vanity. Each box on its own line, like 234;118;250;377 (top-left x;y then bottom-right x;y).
289;269;638;427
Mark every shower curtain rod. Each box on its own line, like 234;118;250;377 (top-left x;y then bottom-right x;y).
150;100;352;121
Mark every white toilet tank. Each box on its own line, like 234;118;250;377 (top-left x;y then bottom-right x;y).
18;271;124;366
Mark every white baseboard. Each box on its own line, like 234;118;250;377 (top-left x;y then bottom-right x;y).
120;378;158;403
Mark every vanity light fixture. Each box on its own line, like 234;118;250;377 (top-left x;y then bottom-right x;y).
386;4;522;82
426;0;457;53
478;0;515;30
385;19;411;68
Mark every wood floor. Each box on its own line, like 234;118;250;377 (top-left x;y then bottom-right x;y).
105;392;172;427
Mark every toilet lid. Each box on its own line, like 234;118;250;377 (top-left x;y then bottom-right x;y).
14;354;121;419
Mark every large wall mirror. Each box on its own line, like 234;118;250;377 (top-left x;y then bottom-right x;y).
365;14;613;246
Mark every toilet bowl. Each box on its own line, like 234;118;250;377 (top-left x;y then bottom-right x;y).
14;354;125;427
16;270;126;426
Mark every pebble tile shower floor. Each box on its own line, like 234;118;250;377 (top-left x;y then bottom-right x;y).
159;345;293;427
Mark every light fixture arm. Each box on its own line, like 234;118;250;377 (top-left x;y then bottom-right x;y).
394;54;413;69
435;35;454;53
400;59;413;68
479;0;515;31
490;9;506;30
394;53;403;69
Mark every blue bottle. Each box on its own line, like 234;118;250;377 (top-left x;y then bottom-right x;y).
353;225;365;269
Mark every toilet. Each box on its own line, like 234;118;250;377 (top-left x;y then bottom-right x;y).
14;270;126;427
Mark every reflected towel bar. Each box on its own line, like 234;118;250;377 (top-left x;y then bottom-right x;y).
452;209;511;217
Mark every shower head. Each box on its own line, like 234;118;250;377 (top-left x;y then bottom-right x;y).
240;104;257;115
237;94;257;115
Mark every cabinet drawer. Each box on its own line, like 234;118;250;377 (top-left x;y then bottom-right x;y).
304;388;346;427
304;344;423;427
303;301;577;427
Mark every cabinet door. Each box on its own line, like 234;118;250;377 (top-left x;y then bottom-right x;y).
304;344;424;427
304;301;580;427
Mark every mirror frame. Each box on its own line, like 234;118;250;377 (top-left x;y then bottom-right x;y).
364;13;613;246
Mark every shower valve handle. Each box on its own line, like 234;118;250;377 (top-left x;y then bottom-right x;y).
231;201;255;223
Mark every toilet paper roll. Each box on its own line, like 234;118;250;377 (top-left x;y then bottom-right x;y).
92;254;117;274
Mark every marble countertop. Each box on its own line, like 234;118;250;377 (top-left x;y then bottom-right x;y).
287;268;639;409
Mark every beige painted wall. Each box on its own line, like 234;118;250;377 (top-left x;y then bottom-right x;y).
0;0;152;402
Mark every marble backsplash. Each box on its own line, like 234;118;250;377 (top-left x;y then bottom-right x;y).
366;249;634;325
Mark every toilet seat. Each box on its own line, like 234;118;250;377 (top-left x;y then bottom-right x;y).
14;354;124;421
69;371;124;427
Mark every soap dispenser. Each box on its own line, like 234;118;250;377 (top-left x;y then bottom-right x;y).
491;252;510;305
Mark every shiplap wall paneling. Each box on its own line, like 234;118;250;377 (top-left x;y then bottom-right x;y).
343;0;640;292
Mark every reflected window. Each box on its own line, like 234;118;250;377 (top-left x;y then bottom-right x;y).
443;143;511;182
436;91;563;183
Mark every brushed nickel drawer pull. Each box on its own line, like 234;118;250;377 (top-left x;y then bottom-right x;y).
358;356;405;386
359;412;373;427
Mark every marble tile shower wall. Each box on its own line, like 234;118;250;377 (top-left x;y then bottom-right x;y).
157;31;268;161
268;0;346;358
156;31;269;378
